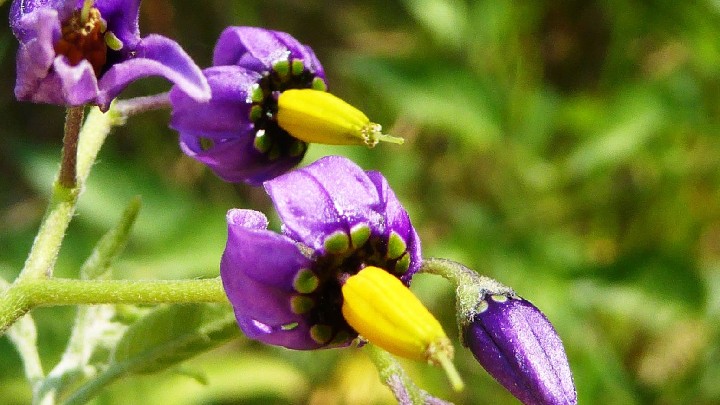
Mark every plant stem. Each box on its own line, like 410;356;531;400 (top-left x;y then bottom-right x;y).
419;258;515;338
114;92;171;117
364;343;453;405
58;106;85;189
19;106;123;281
0;278;227;334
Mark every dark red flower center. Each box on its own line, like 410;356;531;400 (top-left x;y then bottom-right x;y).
53;7;107;77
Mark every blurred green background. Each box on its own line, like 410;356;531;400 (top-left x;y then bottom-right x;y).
3;0;720;404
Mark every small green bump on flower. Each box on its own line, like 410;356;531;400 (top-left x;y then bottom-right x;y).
476;299;489;313
386;231;407;259
312;77;327;91
291;59;304;76
250;84;264;103
273;60;290;77
250;105;263;122
323;230;350;254
290;295;315;314
330;329;352;344
288;140;307;157
310;324;333;344
281;322;299;331
199;137;214;151
293;269;319;294
104;31;123;51
350;223;371;248
253;129;271;153
394;254;411;274
491;294;509;303
267;143;282;160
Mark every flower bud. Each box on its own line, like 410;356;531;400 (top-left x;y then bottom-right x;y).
464;295;576;405
277;89;404;147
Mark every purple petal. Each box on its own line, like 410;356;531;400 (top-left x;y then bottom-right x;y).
264;156;382;251
213;26;296;71
10;0;72;40
212;26;325;79
96;34;210;110
170;66;258;135
52;56;101;105
95;0;141;50
170;66;305;185
465;297;577;405
367;171;422;281
14;8;101;106
221;209;322;349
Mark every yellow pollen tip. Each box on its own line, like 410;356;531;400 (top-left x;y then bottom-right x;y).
341;267;463;390
277;89;404;147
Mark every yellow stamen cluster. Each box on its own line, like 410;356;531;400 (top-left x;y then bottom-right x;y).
341;266;463;391
277;89;404;148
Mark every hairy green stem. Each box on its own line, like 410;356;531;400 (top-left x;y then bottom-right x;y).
0;278;227;334
114;92;171;117
19;106;123;281
419;258;515;342
365;343;453;405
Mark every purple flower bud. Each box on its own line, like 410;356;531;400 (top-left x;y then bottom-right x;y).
464;295;577;405
10;0;210;109
220;156;421;349
170;27;327;185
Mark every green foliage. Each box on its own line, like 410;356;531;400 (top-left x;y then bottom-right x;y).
110;303;238;375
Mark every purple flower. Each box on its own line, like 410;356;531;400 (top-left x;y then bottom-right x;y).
10;0;210;109
220;156;421;349
169;26;327;185
464;294;577;405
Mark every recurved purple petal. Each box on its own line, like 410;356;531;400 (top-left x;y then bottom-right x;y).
264;156;382;251
366;171;422;281
464;297;577;405
10;0;70;40
212;26;325;79
170;66;258;135
96;34;210;110
221;209;321;349
179;130;303;186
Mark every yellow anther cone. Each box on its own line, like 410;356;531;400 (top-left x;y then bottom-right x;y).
277;89;404;147
341;266;464;391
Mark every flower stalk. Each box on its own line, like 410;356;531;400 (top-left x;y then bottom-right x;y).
58;106;85;189
0;278;228;334
19;106;122;281
364;343;452;405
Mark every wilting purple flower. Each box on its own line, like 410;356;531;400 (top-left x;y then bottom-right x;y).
464;294;577;405
220;156;421;349
169;26;327;185
10;0;210;109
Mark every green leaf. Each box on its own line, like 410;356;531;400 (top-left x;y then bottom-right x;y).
62;303;239;405
111;303;238;374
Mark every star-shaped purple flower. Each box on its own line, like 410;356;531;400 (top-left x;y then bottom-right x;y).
10;0;210;109
169;26;327;185
220;156;421;349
